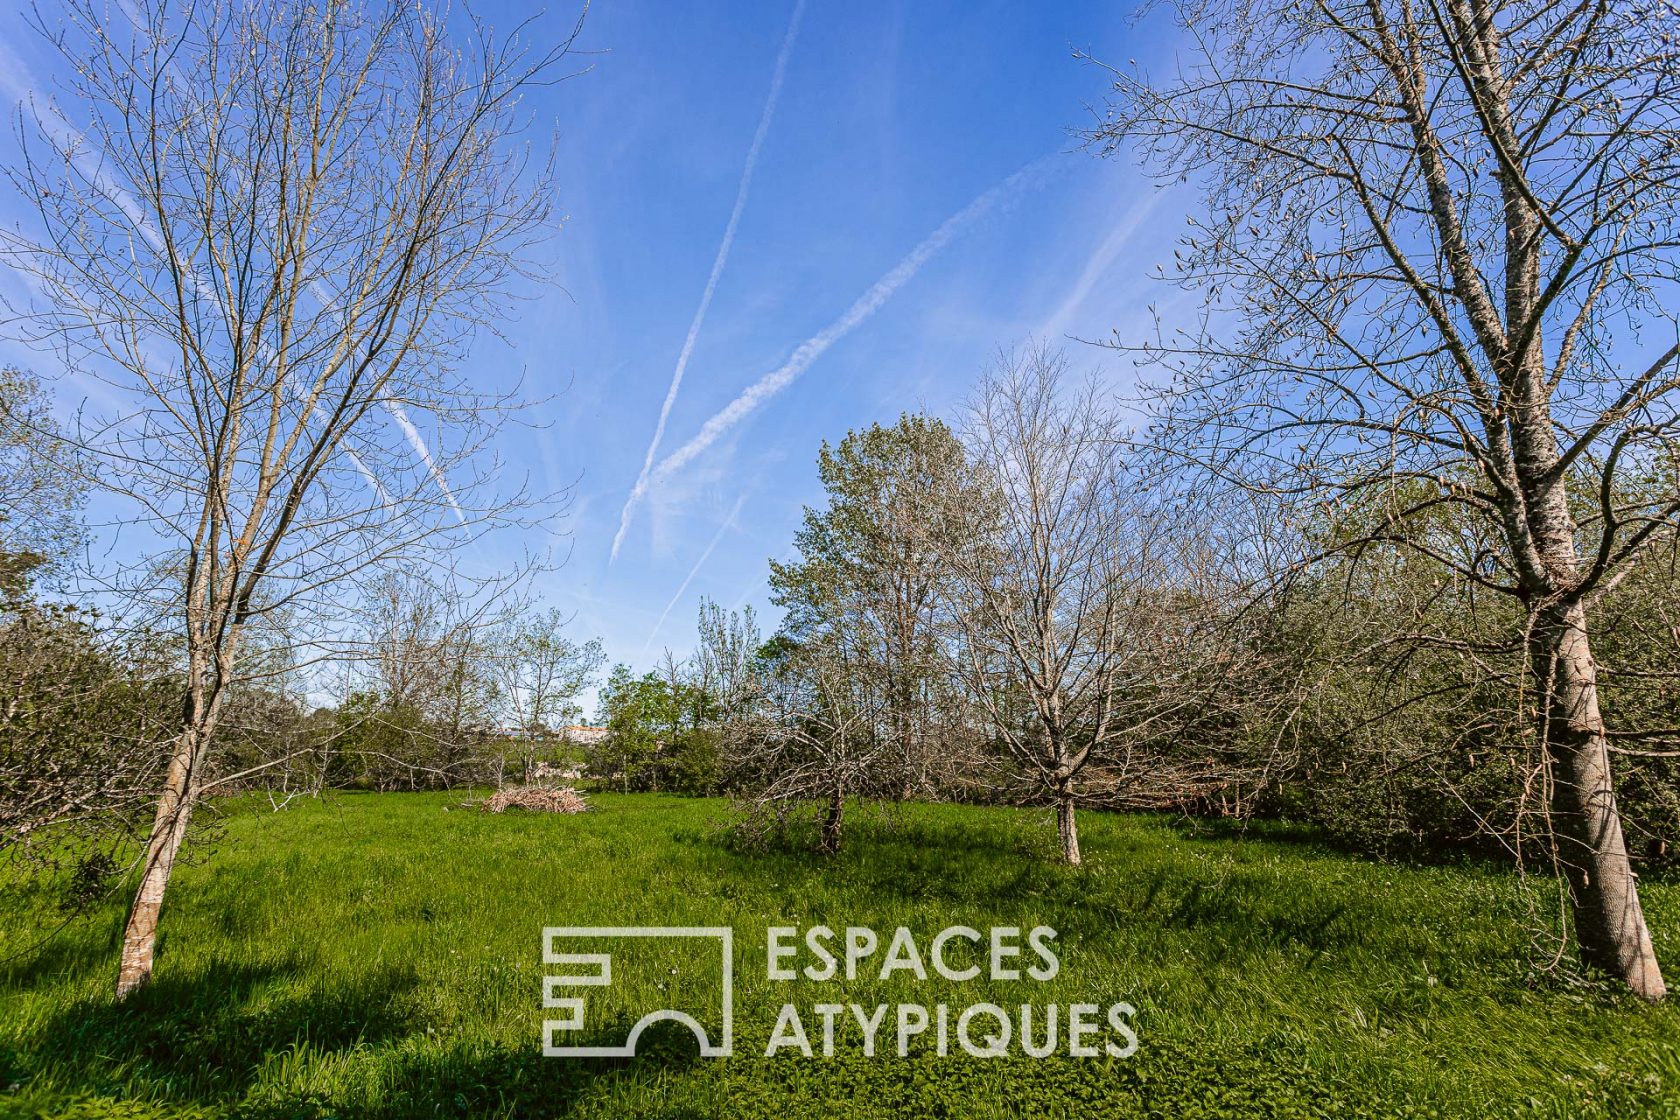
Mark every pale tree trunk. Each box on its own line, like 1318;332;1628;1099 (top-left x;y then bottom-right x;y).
1537;602;1666;1000
115;728;203;999
1515;359;1665;997
1056;779;1081;867
117;630;228;999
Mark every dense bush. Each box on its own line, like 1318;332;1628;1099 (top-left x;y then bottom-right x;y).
0;593;180;870
1238;497;1680;866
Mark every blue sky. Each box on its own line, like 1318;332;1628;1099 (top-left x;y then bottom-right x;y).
0;1;1191;698
529;1;1187;681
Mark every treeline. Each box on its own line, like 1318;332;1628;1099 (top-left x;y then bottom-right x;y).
1;574;606;869
586;349;1680;878
0;368;172;871
1;368;607;875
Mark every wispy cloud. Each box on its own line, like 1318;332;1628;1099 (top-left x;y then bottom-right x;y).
616;156;1054;530
610;0;807;562
1038;187;1164;341
642;493;747;653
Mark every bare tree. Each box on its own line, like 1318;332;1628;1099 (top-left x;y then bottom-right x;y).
728;629;887;854
2;0;580;998
949;347;1150;865
694;597;761;722
369;568;463;718
1084;0;1680;996
491;606;603;782
352;565;510;787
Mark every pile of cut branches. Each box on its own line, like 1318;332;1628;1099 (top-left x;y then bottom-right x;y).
480;786;590;814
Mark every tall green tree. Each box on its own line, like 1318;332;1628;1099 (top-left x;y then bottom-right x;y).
769;414;978;799
595;666;676;792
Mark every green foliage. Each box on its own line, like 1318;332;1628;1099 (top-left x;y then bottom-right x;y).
768;413;971;666
593;665;674;791
589;666;720;796
56;852;120;916
0;369;178;870
1247;486;1680;864
654;727;723;796
0;597;178;864
3;794;1679;1117
0;367;85;596
325;691;494;792
757;414;983;812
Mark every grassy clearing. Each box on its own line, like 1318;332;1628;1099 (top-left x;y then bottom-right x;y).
2;792;1678;1118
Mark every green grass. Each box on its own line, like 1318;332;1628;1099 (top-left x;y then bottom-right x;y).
3;793;1679;1118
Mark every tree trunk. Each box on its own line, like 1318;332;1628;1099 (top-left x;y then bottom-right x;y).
115;729;201;1000
1538;602;1665;1000
1056;781;1081;867
821;785;845;854
897;707;916;801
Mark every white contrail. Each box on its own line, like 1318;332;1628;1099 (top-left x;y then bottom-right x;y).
1039;188;1165;341
622;157;1052;518
610;0;806;562
384;400;466;522
642;493;747;653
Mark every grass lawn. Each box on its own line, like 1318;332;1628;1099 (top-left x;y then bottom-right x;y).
3;792;1679;1118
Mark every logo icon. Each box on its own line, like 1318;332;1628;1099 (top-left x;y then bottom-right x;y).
541;926;734;1057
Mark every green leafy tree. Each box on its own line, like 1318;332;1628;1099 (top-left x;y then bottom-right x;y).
594;666;674;792
769;414;978;800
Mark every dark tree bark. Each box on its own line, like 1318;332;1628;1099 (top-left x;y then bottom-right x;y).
1056;777;1082;867
822;785;845;854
